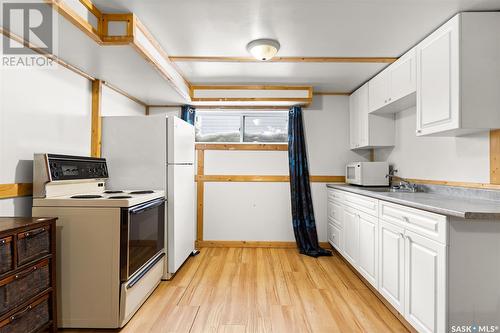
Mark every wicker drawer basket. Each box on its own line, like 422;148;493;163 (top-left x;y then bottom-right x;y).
0;295;50;333
0;237;13;275
0;260;50;315
17;227;50;266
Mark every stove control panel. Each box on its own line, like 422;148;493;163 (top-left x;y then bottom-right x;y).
47;154;108;181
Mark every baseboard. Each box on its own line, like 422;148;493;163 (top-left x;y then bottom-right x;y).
331;248;417;333
196;240;331;249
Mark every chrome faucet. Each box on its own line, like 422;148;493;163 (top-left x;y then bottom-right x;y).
385;169;418;192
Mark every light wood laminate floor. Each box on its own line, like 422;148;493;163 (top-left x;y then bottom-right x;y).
61;248;408;333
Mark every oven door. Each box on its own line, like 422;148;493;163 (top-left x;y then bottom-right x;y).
346;163;361;185
120;197;165;282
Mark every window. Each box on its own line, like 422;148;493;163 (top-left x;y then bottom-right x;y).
195;111;288;143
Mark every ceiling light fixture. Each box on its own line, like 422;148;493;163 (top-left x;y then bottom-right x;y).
246;39;280;61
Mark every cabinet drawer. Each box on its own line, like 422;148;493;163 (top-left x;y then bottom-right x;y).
379;201;447;244
327;201;343;228
343;192;378;217
0;237;13;276
328;223;342;253
17;226;50;266
0;294;50;333
0;259;50;315
327;189;345;203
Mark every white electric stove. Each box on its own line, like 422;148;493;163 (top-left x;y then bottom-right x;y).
32;154;166;329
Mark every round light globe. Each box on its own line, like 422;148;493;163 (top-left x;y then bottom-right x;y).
246;39;280;61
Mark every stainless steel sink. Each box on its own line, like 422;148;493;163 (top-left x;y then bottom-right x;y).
365;187;420;193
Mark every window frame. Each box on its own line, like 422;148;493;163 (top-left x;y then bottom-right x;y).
195;110;289;144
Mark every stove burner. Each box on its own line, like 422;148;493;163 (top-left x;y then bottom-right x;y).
104;190;124;194
108;195;132;199
70;195;103;199
129;190;155;195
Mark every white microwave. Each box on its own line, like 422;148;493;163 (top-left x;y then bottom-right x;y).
346;162;389;186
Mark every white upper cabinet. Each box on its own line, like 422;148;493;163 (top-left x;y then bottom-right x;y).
368;71;389;112
369;49;416;114
349;83;394;150
389;50;416;104
416;12;500;136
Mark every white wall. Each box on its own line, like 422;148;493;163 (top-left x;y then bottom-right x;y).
0;54;148;216
148;106;181;118
101;85;145;116
375;107;490;183
202;95;370;242
0;65;92;216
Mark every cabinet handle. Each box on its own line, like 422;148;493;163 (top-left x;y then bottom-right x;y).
384;100;387;103
402;216;410;222
416;130;422;134
388;97;392;101
406;235;412;243
399;233;405;239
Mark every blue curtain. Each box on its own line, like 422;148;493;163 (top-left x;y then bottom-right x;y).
181;105;196;125
288;106;332;257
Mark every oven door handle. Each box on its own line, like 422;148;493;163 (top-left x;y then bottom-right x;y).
129;198;165;215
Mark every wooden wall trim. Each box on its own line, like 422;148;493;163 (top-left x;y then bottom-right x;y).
196;150;205;242
195;143;288;151
91;80;102;157
102;81;148;107
170;56;398;63
1;26;146;110
101;13;135;44
313;92;351;96
0;28;95;81
45;0;101;43
196;175;345;183
491;130;500;185
398;177;500;190
0;184;33;199
191;85;312;91
196;240;331;249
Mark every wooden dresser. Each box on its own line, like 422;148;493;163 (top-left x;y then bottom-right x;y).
0;217;57;333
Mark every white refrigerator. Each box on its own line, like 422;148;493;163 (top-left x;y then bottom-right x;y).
102;115;196;279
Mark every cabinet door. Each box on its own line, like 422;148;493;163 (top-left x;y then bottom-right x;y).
389;49;416;101
327;200;343;228
357;84;369;147
357;212;378;288
416;16;460;136
368;71;389;112
349;91;359;149
343;207;359;266
328;222;343;254
404;230;446;333
379;220;405;313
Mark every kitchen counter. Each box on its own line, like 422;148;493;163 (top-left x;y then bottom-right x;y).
326;183;500;219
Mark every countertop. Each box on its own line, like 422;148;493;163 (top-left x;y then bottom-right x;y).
326;184;500;220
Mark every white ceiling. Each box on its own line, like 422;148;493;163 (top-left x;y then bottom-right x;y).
93;0;500;92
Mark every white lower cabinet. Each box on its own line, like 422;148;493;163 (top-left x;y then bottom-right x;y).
328;222;342;253
342;206;359;266
379;220;405;313
327;188;447;333
404;230;446;333
357;212;378;288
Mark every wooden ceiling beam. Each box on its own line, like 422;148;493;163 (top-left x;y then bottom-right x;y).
313;92;350;96
170;56;397;63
